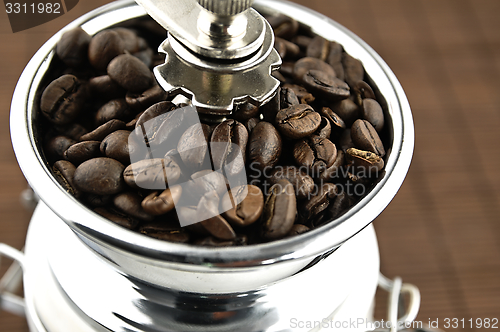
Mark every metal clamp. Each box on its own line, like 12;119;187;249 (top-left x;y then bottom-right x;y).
0;243;26;317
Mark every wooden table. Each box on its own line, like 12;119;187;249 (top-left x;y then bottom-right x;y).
1;1;499;331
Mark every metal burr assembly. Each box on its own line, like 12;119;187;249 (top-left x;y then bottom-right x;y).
135;0;282;113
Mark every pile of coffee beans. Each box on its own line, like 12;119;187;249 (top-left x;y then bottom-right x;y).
39;14;388;246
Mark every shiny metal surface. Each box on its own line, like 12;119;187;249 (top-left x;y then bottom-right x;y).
10;0;414;293
134;0;264;59
24;203;379;332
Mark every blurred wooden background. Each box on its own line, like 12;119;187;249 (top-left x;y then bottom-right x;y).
1;0;499;331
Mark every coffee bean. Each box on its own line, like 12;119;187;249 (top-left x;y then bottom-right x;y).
138;218;190;243
141;185;182;216
352;80;376;106
55;123;88;141
319;107;347;138
88;75;125;100
80;119;126;142
302;70;350;101
243;117;260;134
85;193;112;207
299;182;337;221
210;119;248;176
306;35;330;61
282;84;315;104
287;224;310;237
351;119;385;156
135;101;176;130
123;157;181;189
113;27;143;53
221;185;264;227
40;74;86;125
195;235;247;246
183;170;228;205
275;37;300;59
327;41;345;81
293;135;337;176
198;191;236;240
319;149;345;183
232;102;260;122
100;130;131;165
56;27;91;67
95;99;131;126
362;98;384;133
329;98;359;127
248;121;282;172
88;30;125;71
346;147;384;175
45;135;76;160
315;116;332;139
280;86;300;109
133;48;154;68
64;141;101;165
275;104;321;139
270;166;315;200
126;84;168;111
94;207;139;230
267;14;299;39
113;191;154;221
53;160;80;198
73;157;125;195
177;123;211;171
342;53;364;87
293;57;336;82
262;179;296;240
107;54;153;93
325;191;355;220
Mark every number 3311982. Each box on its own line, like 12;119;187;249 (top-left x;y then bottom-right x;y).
5;3;61;14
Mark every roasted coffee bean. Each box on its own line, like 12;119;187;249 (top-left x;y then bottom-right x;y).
327;41;345;81
329;98;359;127
259;88;280;122
177;206;209;235
346;148;384;175
123;157;181;189
269;166;315;200
274;37;288;59
338;129;355;152
362;98;384;133
198;191;236;240
177;123;211;171
73;157;125;195
280;86;300;109
232;102;260;122
293;135;337;176
279;61;295;78
85;193;112;207
319;107;347;138
95;99;131;126
113;27;143;53
141;185;182;216
293;57;336;82
319;149;345;183
45;135;76;160
352;81;376;106
56;27;91;67
210;119;248;176
267;14;299;39
299;182;337;221
342;53;364;87
135;101;176;130
275;37;300;59
275;104;321;139
183;170;228;205
262;179;296;240
107;54;153;92
133;48;154;68
94;207;138;229
315;116;332;139
221;185;264;227
126;84;168;111
302;70;350;101
64;141;101;165
80;119;126;142
248;121;282;172
138;219;190;243
53;160;80;198
55;123;88;141
88;30;125;71
351;119;385;156
282;84;315;104
243;117;260;134
88;75;125;100
195;235;247;246
100;130;131;165
306;35;330;61
113;191;154;221
40;74;86;125
325;191;355;220
287;224;310;237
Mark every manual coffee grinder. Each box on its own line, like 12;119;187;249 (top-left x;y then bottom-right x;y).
1;0;418;331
